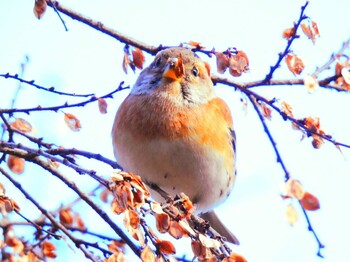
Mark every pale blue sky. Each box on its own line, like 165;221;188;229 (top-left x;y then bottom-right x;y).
1;0;350;261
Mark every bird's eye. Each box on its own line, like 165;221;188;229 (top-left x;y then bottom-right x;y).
192;66;199;77
154;57;162;67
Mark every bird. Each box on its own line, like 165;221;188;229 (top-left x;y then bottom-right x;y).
112;47;238;244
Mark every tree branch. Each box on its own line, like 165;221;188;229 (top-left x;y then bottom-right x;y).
263;1;309;82
0;82;129;114
248;95;325;256
0;73;95;98
46;0;161;55
0;167;99;261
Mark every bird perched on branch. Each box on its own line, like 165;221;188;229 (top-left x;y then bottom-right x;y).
112;47;238;244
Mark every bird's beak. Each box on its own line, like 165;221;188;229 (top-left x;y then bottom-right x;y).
162;57;185;81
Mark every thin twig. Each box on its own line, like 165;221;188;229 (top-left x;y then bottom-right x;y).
248;95;324;255
45;147;122;169
264;1;309;82
300;201;325;257
248;96;290;181
212;75;348;92
47;0;69;31
27;156;141;257
0;82;129;114
0;167;99;261
313;37;350;77
0;141;109;187
213;76;350;149
0;73;95;97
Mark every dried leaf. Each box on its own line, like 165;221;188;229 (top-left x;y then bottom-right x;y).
74;213;86;230
129;174;150;200
64;113;81;132
132;228;145;245
285;179;304;200
168;220;185;239
98;98;108;114
123;209;140;231
111;181;133;210
215;52;229;74
178;220;196;236
105;253;125;262
122;50;130;74
156;255;166;262
304;116;320;133
282;27;295;40
156;239;176;255
59;209;73;226
6;234;24;254
155;213;170;233
223;253;248;262
187;41;205;50
286;204;298;226
33;0;47;19
111;196;127;215
198;234;220;249
300;191;320;211
304;75;319;93
301;20;320;44
7;155;25;175
113;181;133;213
141;245;156;262
229;51;249;77
150;201;164;214
100;188;111;203
10;118;32;133
42;241;57;258
191;240;213;262
281;101;294;118
191;240;207;259
335;76;350;91
285;54;305;75
341;67;350;85
111;172;125;182
11;199;20;212
0;197;20;213
132;48;145;70
0;183;5;195
260;102;272;120
312;135;324;149
179;193;193;215
335;62;343;76
108;240;126;254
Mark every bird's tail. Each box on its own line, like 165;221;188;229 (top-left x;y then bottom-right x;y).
200;211;240;245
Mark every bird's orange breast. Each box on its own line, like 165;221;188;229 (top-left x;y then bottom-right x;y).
114;94;233;166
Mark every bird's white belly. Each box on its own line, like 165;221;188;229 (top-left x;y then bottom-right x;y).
115;136;234;213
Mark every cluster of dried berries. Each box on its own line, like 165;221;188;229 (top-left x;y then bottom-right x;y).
106;172;246;261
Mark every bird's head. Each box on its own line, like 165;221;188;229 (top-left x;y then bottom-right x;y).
131;48;215;106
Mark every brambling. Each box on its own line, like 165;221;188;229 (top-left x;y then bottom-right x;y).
112;47;238;244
